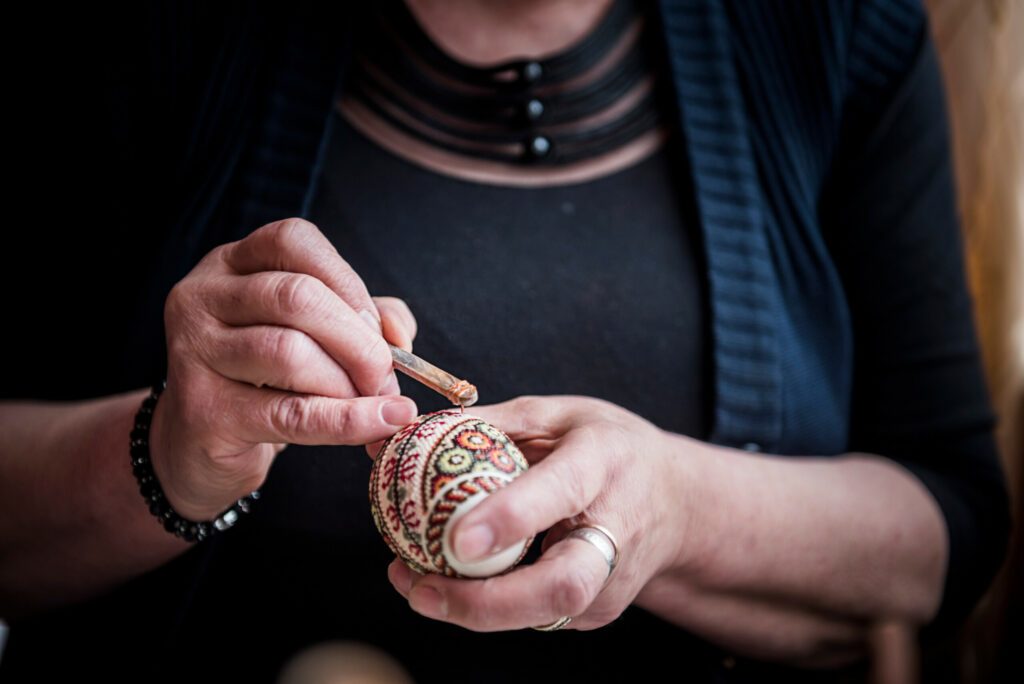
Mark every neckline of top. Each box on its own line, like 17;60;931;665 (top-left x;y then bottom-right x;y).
379;0;638;89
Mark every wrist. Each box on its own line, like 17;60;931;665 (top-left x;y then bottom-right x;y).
147;392;215;521
659;431;723;584
134;382;260;542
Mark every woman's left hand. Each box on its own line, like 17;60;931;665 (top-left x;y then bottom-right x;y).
383;395;691;631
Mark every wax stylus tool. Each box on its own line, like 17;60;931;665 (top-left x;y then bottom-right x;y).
388;344;478;407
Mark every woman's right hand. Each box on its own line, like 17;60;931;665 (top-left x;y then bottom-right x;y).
149;218;419;521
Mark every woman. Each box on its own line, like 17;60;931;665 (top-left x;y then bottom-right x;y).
0;0;1010;681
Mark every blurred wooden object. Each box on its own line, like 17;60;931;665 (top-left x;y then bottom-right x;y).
921;0;1024;681
276;641;414;684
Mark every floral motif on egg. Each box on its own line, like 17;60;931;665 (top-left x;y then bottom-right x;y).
456;430;492;450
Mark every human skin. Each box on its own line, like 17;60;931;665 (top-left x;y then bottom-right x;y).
0;218;418;620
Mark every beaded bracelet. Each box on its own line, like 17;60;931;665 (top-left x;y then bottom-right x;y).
130;380;261;543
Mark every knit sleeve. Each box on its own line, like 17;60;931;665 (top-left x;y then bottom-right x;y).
819;0;1011;640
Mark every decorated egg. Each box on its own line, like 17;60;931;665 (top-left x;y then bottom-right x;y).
369;408;532;578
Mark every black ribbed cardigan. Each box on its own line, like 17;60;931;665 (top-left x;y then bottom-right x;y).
1;0;1010;679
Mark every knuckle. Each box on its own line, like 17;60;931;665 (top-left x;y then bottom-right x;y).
270;273;325;318
269;394;318;438
597;420;632;463
199;242;232;271
164;280;194;322
551;458;589;513
269;217;317;248
332;402;356;438
512;395;543;414
261;328;310;372
353;329;391;374
334;266;367;299
509;395;547;428
553;567;596;616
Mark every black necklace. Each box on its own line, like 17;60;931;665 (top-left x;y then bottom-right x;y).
345;0;666;166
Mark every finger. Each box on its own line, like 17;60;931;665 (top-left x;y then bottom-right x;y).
512;437;559;464
365;437;388;460
221;380;418;446
201;323;357;398
222;218;382;328
201;271;395;396
374;296;417;352
468;396;585;443
403;532;610;631
388;558;414;599
447;428;608;564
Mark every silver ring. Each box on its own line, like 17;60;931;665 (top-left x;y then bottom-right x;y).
531;615;573;632
565;524;620;584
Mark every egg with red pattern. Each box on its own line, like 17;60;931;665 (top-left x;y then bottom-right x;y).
369;409;532;578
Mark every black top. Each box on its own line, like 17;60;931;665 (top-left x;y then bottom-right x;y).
245;109;715;681
312;116;710;434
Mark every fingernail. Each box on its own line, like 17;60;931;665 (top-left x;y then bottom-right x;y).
409;585;447;619
380;372;401;396
381;399;416;426
455;523;496;563
388;560;413;597
359;308;382;334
